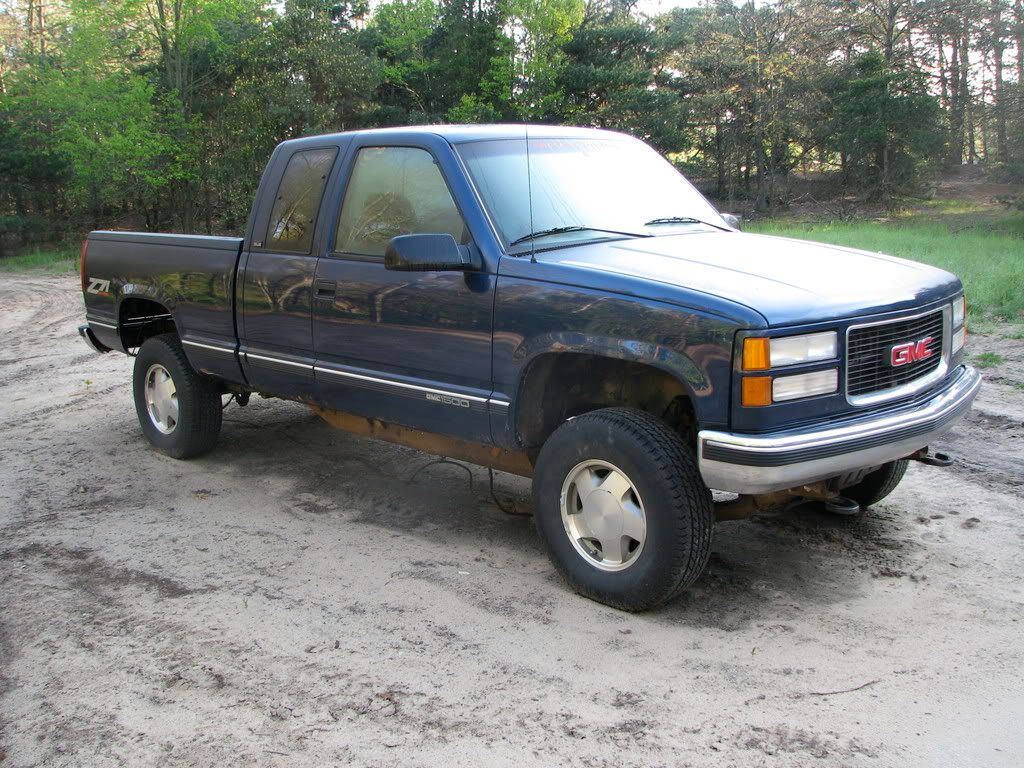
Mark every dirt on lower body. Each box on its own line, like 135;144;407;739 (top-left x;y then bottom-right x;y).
1;273;1022;767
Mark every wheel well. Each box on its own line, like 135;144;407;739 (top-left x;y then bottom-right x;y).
119;298;176;349
516;353;697;450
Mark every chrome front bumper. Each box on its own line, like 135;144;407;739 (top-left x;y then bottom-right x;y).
698;365;981;494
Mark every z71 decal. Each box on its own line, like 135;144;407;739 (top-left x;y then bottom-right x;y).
86;278;111;296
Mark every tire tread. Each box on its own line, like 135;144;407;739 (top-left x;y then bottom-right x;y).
134;333;222;459
535;407;713;610
843;459;908;508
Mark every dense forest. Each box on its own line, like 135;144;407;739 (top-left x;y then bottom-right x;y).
0;0;1022;250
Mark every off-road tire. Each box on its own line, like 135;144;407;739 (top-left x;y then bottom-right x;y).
842;460;909;508
532;407;714;611
132;333;222;459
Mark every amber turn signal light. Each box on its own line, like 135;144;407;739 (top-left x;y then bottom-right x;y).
741;376;773;407
742;337;770;371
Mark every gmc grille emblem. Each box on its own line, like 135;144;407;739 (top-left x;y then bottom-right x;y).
889;336;936;367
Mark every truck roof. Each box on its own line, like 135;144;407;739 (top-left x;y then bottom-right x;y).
277;124;631;150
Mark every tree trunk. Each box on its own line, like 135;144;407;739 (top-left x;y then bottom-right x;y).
714;118;725;197
960;33;975;163
882;0;897;64
990;0;1008;163
181;181;195;234
948;37;965;165
1016;0;1024;106
935;34;949;109
965;69;978;163
980;51;990;162
13;187;28;245
203;177;214;235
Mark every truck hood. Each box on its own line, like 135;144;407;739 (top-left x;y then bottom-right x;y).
531;231;961;326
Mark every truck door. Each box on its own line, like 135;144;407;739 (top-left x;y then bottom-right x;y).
238;145;338;397
311;141;496;442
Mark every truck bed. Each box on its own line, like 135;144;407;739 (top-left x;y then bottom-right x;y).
82;231;244;380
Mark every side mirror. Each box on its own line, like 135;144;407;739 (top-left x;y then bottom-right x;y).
720;213;742;230
384;233;480;272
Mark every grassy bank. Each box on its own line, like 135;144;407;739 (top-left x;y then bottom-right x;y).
4;210;1022;323
0;247;79;274
747;217;1024;321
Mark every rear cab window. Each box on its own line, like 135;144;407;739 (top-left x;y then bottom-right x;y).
266;148;338;253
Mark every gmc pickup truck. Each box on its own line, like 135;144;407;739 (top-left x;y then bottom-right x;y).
78;125;980;610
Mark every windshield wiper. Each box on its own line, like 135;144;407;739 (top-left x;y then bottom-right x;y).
509;225;648;248
644;216;727;230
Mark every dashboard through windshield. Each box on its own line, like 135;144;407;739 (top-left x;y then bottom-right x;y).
455;136;727;254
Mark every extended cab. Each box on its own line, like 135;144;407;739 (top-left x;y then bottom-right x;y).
78;125;980;610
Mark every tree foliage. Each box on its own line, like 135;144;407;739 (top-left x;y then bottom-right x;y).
832;52;945;197
0;0;1020;245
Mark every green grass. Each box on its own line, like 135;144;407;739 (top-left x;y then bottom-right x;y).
971;352;1004;368
7;212;1024;324
0;247;79;274
908;200;1024;238
747;219;1024;321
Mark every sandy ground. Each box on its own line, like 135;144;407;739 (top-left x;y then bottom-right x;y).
1;272;1022;768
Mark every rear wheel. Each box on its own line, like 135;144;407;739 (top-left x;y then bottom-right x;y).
132;333;222;459
532;407;714;611
842;460;908;508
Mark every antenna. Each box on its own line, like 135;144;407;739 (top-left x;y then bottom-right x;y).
525;123;536;264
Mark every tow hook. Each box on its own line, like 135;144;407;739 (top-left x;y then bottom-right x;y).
908;447;953;467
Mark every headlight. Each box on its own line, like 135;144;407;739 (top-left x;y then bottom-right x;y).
742;331;837;370
741;368;839;406
951;294;966;354
952;326;966;354
772;369;839;402
952;294;966;328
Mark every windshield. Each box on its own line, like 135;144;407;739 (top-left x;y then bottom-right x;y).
456;136;727;253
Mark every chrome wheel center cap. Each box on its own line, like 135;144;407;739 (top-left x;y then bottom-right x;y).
560;459;646;572
581;490;625;540
144;363;179;435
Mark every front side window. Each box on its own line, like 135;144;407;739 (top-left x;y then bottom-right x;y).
335;147;467;257
266;148;337;253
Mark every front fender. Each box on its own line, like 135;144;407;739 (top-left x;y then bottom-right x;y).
491;279;739;447
513;331;718;398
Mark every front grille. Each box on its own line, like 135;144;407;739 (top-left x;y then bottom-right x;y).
847;311;944;398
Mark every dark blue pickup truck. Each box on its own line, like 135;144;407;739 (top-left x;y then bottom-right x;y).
78;125;980;610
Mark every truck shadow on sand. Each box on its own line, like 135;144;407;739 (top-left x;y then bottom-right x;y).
80;398;924;631
654;503;921;630
212;401;925;627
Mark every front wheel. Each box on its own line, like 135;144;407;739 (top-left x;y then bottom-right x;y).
842;459;908;508
532;408;714;611
132;333;222;459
